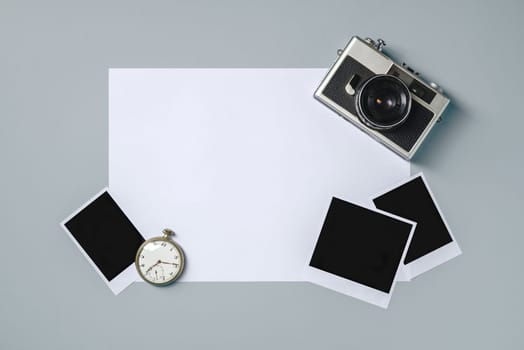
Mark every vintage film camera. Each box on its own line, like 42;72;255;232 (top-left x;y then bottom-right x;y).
314;36;449;159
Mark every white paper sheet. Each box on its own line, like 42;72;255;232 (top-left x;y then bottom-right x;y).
108;69;409;281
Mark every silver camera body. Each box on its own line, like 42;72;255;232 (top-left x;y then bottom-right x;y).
314;36;450;159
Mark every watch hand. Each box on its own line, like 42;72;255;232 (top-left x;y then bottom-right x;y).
145;260;162;273
159;260;178;266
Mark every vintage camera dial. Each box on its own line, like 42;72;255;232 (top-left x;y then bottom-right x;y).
429;82;444;94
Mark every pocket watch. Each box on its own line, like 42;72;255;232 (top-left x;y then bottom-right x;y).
135;228;185;286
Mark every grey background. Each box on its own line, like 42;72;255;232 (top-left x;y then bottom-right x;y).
1;0;522;348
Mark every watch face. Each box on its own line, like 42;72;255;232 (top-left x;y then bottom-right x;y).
136;239;184;285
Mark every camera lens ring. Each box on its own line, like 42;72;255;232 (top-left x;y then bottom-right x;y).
355;74;412;130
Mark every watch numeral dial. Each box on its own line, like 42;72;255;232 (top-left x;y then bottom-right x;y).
135;238;184;285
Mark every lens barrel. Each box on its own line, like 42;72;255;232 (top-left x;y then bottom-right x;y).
356;74;411;130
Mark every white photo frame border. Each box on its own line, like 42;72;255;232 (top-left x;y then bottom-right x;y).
60;187;142;295
370;172;462;282
303;204;416;309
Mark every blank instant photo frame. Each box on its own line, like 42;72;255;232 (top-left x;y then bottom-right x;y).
372;173;461;281
61;188;145;295
303;197;416;309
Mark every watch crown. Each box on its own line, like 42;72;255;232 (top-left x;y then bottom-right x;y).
162;228;175;237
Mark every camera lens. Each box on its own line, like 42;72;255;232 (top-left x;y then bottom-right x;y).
356;75;411;130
